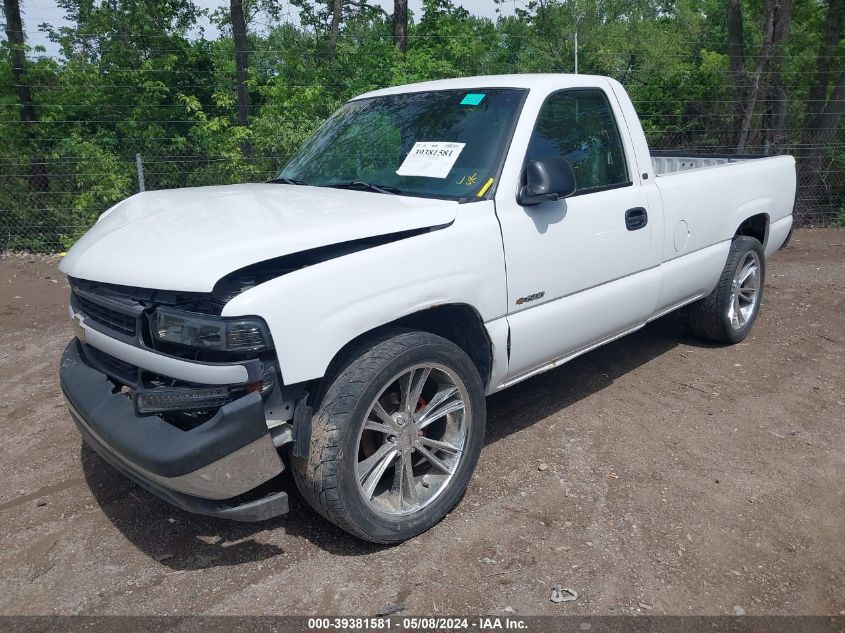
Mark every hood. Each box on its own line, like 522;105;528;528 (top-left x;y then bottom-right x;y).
60;183;458;292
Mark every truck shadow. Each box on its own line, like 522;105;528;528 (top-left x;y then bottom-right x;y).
81;309;716;566
80;445;383;568
484;308;707;445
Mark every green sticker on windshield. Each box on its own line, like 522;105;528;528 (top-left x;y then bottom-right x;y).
460;93;485;106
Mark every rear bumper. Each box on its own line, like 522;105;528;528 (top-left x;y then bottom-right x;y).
60;339;289;521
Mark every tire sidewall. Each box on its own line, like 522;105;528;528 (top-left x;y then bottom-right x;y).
719;237;765;343
330;336;486;542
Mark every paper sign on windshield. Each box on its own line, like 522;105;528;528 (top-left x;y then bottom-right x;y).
396;142;466;179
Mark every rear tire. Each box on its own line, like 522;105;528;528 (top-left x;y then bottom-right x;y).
291;330;486;544
689;235;765;344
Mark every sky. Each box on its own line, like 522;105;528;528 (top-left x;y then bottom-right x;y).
17;0;520;56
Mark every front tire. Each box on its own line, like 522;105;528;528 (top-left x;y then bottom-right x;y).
689;235;765;343
291;330;486;544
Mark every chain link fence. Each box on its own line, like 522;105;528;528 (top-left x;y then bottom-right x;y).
0;109;842;253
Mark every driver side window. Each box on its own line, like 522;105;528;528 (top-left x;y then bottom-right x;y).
526;89;629;193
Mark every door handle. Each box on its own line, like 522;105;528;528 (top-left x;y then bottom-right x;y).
625;207;648;231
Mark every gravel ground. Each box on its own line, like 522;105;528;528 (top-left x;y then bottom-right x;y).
0;229;843;616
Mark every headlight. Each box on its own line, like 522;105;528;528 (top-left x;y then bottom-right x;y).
151;308;272;352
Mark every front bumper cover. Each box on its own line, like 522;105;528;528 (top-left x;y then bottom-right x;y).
60;339;289;522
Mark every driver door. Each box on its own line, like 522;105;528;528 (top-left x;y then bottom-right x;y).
496;88;660;382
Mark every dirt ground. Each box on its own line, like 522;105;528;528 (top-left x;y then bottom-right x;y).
0;229;843;617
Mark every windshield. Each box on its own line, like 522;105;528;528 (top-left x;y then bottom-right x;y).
276;88;526;200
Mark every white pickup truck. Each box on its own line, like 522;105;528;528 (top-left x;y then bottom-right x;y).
59;74;795;543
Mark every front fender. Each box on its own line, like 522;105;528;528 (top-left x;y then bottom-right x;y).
222;201;507;385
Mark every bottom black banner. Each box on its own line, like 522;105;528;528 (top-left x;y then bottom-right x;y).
1;616;843;633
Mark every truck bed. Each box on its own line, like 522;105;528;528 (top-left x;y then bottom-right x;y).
650;151;795;263
651;151;762;176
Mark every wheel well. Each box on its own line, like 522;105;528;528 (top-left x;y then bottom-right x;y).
735;213;768;247
395;305;492;387
324;304;493;391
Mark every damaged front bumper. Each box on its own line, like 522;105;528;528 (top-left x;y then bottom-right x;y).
59;339;290;521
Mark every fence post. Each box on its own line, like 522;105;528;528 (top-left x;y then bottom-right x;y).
135;153;146;192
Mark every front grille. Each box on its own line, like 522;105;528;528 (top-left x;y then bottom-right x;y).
75;293;138;338
84;345;139;385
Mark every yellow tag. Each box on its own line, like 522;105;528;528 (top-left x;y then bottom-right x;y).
476;177;495;197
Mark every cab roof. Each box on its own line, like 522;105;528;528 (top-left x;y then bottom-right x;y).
352;73;612;100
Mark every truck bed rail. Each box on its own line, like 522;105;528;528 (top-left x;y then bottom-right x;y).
651;151;765;176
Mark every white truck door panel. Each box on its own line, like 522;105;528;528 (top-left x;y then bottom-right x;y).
498;188;658;380
505;266;661;384
500;186;654;306
495;85;661;382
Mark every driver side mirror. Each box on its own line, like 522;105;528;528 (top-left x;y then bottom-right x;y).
518;159;577;206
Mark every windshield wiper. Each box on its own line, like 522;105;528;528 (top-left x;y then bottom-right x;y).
325;181;402;195
268;177;309;185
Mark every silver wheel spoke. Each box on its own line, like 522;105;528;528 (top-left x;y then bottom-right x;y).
398;371;413;414
417;436;462;454
734;295;745;325
416;444;454;474
738;262;757;286
356;362;470;517
417;386;458;419
364;419;393;434
399;367;432;414
418;398;463;429
358;442;398;499
416;386;460;426
727;251;762;331
408;367;431;413
393;452;419;510
371;401;395;427
744;271;759;290
739;288;756;303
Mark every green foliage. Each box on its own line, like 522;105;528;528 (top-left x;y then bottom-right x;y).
54;135;134;246
1;0;843;251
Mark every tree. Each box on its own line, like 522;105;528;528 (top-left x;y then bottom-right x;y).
803;0;845;143
3;0;48;191
797;0;844;223
762;0;792;151
329;0;343;55
726;0;745;139
735;0;776;153
731;0;794;153
393;0;408;52
230;0;252;157
2;0;843;251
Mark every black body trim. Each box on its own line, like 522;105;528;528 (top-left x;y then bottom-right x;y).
71;411;288;522
60;339;268;478
212;225;445;297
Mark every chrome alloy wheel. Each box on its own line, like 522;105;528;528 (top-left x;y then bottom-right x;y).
355;363;470;517
728;250;761;330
